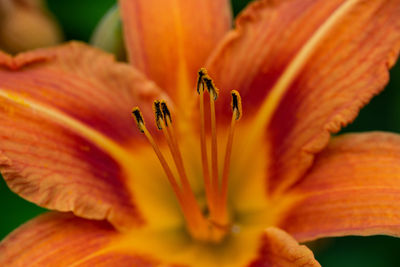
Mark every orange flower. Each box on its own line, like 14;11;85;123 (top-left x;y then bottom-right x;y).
1;0;400;266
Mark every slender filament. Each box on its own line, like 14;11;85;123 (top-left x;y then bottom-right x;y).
130;69;241;242
209;90;219;203
157;101;203;223
198;73;215;215
132;107;206;238
219;110;238;223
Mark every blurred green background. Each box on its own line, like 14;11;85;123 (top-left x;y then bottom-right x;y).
1;0;400;266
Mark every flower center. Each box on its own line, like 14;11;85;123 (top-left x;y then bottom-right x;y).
131;68;242;243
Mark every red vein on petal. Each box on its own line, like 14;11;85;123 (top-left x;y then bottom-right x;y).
249;0;363;141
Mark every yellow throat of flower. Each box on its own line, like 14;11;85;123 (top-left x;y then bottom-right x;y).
132;68;242;243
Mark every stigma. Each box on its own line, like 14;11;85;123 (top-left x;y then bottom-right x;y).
132;68;242;243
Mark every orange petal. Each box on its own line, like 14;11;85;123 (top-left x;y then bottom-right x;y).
279;132;400;242
0;212;319;266
118;227;320;267
207;0;400;193
249;228;320;267
0;212;157;266
0;42;166;230
119;0;232;107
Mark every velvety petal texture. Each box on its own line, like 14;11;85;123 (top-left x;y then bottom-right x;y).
280;132;400;242
0;213;156;266
0;213;320;267
207;0;400;193
1;0;400;265
119;0;232;107
0;42;166;229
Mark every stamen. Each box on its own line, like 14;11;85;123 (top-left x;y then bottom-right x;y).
203;76;219;101
157;100;201;219
203;76;220;206
132;107;180;196
231;90;242;121
132;108;145;133
197;69;214;215
153;100;163;130
219;90;242;223
160;101;172;126
197;68;207;94
131;69;241;243
132;107;203;235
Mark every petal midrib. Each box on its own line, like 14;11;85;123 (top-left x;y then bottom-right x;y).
251;0;366;136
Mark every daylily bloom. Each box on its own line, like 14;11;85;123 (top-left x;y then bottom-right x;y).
1;0;400;266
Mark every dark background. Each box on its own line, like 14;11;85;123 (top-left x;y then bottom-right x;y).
1;0;400;266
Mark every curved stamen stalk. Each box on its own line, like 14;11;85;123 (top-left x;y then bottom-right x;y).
156;101;203;223
203;76;220;209
132;107;206;239
131;69;241;243
197;68;215;215
219;90;242;223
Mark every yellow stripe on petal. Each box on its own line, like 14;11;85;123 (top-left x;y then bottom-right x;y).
247;0;364;154
0;90;129;161
207;0;400;195
241;0;368;196
0;43;169;230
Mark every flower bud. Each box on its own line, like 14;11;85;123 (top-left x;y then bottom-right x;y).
0;0;63;53
90;5;125;61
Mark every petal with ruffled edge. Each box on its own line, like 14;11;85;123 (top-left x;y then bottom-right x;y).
0;42;167;230
279;132;400;242
119;0;232;108
206;0;400;195
0;213;157;266
249;228;320;267
0;212;320;267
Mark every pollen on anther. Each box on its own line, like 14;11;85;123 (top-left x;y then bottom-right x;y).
197;68;208;94
160;101;172;126
153;100;163;130
132;107;145;132
231;90;242;121
203;77;219;101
